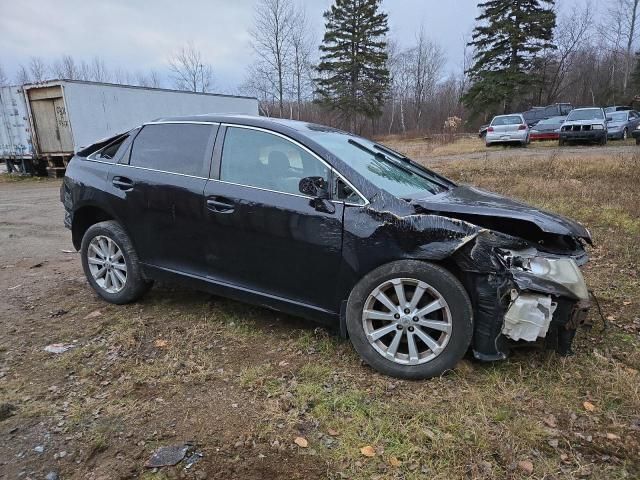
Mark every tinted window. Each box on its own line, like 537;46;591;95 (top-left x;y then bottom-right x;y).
491;115;523;126
95;136;126;161
130;124;213;177
220;127;330;196
610;112;628;122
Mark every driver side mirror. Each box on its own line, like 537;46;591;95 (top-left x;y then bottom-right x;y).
299;176;329;198
606;116;613;122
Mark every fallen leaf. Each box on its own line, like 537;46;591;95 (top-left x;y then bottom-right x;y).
623;301;632;306
294;437;308;448
517;460;534;475
606;433;620;440
327;428;340;436
389;456;401;467
84;310;102;320
606;315;616;321
154;339;168;348
360;445;376;457
543;415;557;428
583;401;596;412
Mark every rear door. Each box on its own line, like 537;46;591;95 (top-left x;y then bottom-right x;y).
107;122;218;276
202;125;345;311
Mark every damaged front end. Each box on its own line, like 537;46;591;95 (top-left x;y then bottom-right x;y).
451;230;592;361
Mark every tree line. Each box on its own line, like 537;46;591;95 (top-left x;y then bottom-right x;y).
3;0;640;136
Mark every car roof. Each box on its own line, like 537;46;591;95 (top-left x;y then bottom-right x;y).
149;114;342;135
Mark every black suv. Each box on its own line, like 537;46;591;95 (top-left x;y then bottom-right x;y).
62;115;592;379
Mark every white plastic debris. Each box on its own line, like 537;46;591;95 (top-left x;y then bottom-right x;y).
502;292;557;342
44;344;75;354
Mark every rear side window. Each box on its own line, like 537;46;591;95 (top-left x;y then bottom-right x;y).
97;137;127;161
130;124;214;177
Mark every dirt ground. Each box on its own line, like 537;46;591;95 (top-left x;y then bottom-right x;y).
1;140;639;479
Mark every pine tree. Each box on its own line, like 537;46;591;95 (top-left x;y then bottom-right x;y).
463;0;556;116
315;0;390;131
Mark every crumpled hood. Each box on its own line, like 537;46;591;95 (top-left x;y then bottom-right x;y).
412;186;592;242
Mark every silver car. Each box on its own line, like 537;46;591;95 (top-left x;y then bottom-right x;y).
485;114;530;146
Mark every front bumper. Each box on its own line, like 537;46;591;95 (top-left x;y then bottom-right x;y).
452;234;592;361
560;129;606;142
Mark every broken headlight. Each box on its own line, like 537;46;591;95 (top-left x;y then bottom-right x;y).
504;251;589;300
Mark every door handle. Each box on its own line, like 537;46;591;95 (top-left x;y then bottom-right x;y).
206;196;235;213
112;176;134;191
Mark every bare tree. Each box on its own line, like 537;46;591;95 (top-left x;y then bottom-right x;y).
28;57;48;83
52;55;80;80
135;70;163;88
250;0;296;117
0;64;8;86
168;42;214;93
599;0;640;96
89;57;110;82
542;1;594;103
15;65;30;85
289;6;314;119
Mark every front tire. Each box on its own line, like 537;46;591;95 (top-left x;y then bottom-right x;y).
599;135;607;146
346;261;473;379
80;221;151;304
559;137;565;146
623;128;628;140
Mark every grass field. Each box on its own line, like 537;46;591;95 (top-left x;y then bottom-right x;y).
1;140;639;479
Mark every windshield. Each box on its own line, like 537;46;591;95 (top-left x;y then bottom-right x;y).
491;115;522;126
567;109;604;121
609;112;628;122
304;129;450;198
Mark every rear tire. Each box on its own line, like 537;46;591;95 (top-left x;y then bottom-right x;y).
346;260;473;380
80;220;152;304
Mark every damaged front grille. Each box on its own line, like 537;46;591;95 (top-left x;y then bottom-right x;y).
562;125;592;132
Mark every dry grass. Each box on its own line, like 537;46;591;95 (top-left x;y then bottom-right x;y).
2;140;639;479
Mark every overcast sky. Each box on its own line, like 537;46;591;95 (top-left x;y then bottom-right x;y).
0;0;607;93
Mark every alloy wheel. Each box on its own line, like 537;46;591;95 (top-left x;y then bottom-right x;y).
362;278;452;365
87;235;127;294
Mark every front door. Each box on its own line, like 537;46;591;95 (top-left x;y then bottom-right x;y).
203;125;344;311
107;122;218;276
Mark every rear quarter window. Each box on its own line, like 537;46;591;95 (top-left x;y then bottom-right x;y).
129;123;216;177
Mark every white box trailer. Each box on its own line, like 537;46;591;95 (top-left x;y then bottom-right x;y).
14;80;259;175
0;85;34;172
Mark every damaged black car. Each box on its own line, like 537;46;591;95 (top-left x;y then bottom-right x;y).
61;115;592;379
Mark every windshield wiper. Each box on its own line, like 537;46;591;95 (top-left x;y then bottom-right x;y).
348;139;419;177
373;143;453;189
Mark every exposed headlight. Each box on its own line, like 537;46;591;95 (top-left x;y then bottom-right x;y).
592;124;604;130
554;128;560;133
503;250;589;300
521;257;589;300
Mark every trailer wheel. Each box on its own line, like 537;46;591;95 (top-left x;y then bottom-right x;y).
80;221;152;304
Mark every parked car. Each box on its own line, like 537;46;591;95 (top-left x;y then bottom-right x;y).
61;115;592;379
522;103;573;127
478;124;489;138
529;116;566;141
485;114;530;146
559;107;609;146
604;105;632;113
606;110;640;140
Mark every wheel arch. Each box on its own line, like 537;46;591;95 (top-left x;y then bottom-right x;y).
71;204;117;250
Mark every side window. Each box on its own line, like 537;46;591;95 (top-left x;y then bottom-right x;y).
97;136;127;161
335;177;364;205
220;127;330;196
130;124;214;177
